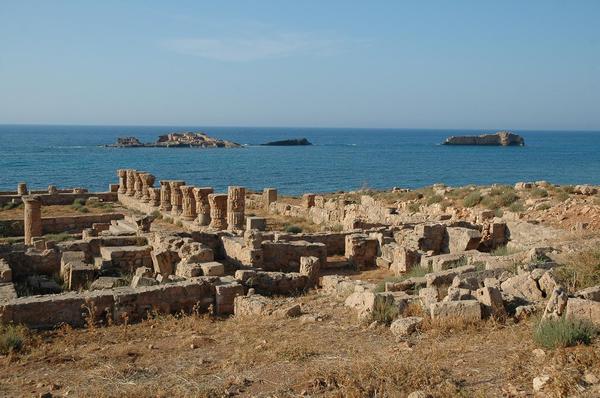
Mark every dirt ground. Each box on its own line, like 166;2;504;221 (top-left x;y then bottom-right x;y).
1;287;599;398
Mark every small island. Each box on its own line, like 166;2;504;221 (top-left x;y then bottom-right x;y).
261;138;312;146
443;131;525;146
106;132;241;148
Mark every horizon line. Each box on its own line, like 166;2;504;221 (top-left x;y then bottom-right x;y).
1;122;600;133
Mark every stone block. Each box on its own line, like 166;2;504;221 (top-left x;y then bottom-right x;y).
175;262;204;278
200;261;225;276
390;316;423;337
576;285;600;302
0;259;12;283
566;298;600;326
446;227;481;253
246;217;267;231
345;234;379;270
68;263;96;290
299;256;320;287
474;286;506;318
215;283;244;315
430;300;482;322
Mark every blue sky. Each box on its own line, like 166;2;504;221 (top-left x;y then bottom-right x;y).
1;1;599;129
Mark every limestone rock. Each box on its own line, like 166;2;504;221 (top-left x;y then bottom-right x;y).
566;298;600;326
390;316;423;337
446;227;481;253
474;286;506;318
430;300;482;322
542;287;568;320
576;285;600;302
500;273;544;302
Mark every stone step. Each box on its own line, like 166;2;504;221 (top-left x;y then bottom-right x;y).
100;245;153;261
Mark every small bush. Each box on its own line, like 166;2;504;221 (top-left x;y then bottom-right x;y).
556;191;570;201
462;191;482;208
1;202;22;211
426;194;443;205
407;202;420;213
537;203;551;211
498;191;519;207
44;232;75;242
508;201;525;212
73;198;86;207
150;210;162;219
371;297;399;325
531;188;549;198
534;317;597;349
285;225;303;234
554;248;600;291
0;324;27;354
491;245;517;256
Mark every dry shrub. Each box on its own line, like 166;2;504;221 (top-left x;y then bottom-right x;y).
533;317;597;349
421;316;484;337
0;324;28;355
304;355;463;397
541;346;600;397
554;248;600;291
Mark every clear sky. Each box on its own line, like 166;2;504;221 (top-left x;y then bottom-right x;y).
1;1;599;130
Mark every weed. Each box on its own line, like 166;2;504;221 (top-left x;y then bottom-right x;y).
508;201;525;212
531;188;548;198
533;316;597;349
491;245;517;256
554;248;600;291
462;191;482;208
285;225;303;233
426;194;443;205
407;202;421;213
0;324;27;354
371;296;399;325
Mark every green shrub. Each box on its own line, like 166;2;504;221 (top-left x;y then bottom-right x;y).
498;192;519;207
1;202;22;211
371;297;399;325
73;198;86;206
407;202;421;213
491;245;517;256
533;317;597;349
462;192;482;208
426;194;443;205
0;324;27;354
44;232;75;242
531;188;548;198
537;203;551;211
508;201;525;212
285;225;303;234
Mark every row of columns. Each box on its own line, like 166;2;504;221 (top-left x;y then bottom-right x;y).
117;169;246;231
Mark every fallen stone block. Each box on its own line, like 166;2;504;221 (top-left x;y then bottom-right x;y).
90;276;127;290
474;286;506;318
131;276;159;288
575;285;600;302
500;273;544;302
0;259;12;283
68;263;96;290
390;316;423;337
175;262;204;278
200;261;225;276
566;298;600;326
430;300;482;322
446;227;481;253
299;256;320;287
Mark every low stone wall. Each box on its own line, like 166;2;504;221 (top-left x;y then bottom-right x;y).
0;278;217;329
0;192;117;207
0;213;124;236
275;232;349;255
261;241;327;272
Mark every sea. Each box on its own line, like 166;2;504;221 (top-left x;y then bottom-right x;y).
1;125;599;196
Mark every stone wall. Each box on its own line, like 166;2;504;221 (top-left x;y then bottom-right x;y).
0;192;117;207
0;213;124;237
0;278;217;329
261;241;327;272
274;232;349;255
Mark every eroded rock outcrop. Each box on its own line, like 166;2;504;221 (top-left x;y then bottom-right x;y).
443;131;524;146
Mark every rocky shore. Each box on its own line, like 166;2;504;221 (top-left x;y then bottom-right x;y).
443;131;525;146
106;132;241;148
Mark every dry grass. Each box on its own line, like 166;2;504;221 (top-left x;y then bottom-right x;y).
0;203;124;220
554;248;600;292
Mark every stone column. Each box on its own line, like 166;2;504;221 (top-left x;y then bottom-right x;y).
208;194;228;230
227;186;245;231
193;187;213;226
159;180;172;211
263;188;277;209
47;185;57;195
126;169;136;196
140;173;155;203
148;187;161;207
23;195;42;245
17;182;27;196
169;180;185;215
180;185;197;221
134;171;145;199
117;169;127;194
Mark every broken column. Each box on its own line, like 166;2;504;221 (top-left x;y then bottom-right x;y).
117;169;127;194
208;193;228;230
140;173;155;203
227;186;245;231
193;187;213;226
263;188;277;209
47;185;58;195
169;180;185;215
17;182;27;196
148;187;161;207
23;195;42;245
159;180;172;211
126;169;136;196
180;185;197;221
134;171;145;199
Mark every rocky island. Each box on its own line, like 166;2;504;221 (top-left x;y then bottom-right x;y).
107;132;241;148
261;138;312;146
443;131;525;146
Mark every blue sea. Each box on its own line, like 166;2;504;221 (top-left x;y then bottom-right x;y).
1;125;599;195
